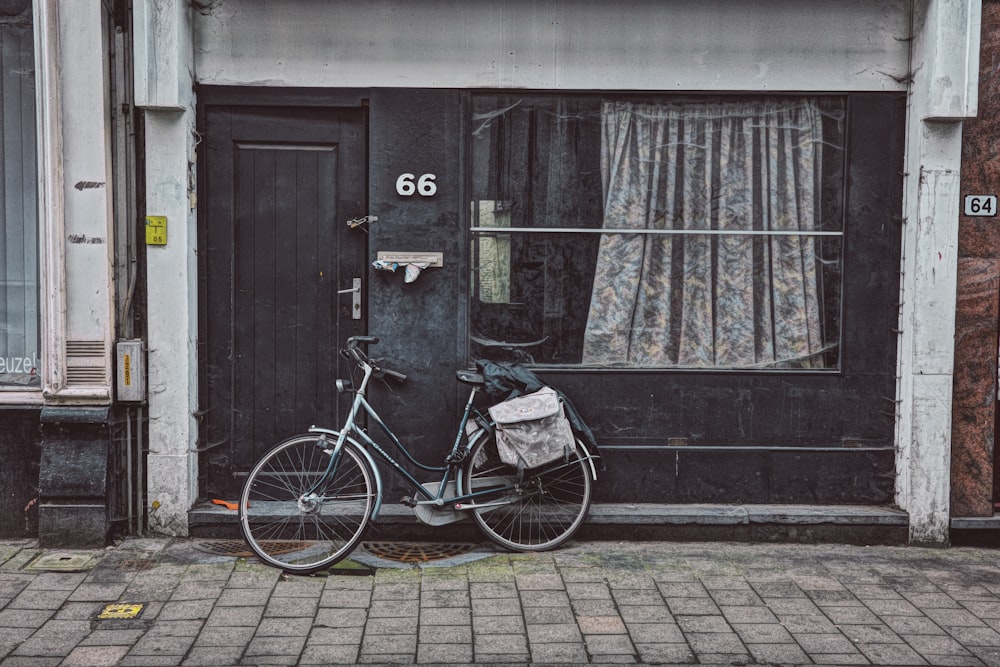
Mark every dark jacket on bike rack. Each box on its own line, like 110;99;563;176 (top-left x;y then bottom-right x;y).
475;359;605;470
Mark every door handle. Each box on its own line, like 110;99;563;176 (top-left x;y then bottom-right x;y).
338;278;362;320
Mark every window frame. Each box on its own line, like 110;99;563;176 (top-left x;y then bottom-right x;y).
467;91;850;373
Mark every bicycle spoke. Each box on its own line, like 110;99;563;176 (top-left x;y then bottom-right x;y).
239;434;375;573
463;431;592;551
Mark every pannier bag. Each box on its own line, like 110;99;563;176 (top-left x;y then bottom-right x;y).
488;386;575;471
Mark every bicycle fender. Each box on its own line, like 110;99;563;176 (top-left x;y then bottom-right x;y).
574;437;599;481
307;427;385;521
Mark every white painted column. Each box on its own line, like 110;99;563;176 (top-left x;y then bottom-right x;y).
134;0;198;536
896;0;981;544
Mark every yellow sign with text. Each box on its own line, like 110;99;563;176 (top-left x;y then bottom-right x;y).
145;216;167;246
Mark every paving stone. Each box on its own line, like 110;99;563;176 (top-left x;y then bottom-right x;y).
416;642;473;664
865;598;924;616
765;596;824;614
298;643;359;665
169;582;223;601
265;594;318;618
215;586;270;606
364;616;419;634
732;622;794;643
515;573;564;590
469;581;517;598
256;616;312;636
752;581;807;598
528;642;588;663
664;597;720;615
192;625;255;646
626;623;684;644
526;622;583;643
306;626;363;646
748;642;811;664
178;646;245;666
157;599;215;621
927;606;994;627
657;581;708;598
576;614;627;634
472;614;525;635
0;608;54;629
676;614;731;633
318;588;371;608
633;642;697;664
619;604;674;624
841;623;905;644
779;612;841;633
806;652;872;664
471;595;521;616
474;633;528;654
794;631;860;653
946;625;1000;646
127;633;196;657
418;623;472;643
60;645;131;667
313;607;367;628
521;605;576;625
359;632;417;655
856;641;929;665
520;589;571;607
244;634;307;658
684;631;746;654
204;604;264;627
583;633;635;655
823;604;883;625
368;599;418;617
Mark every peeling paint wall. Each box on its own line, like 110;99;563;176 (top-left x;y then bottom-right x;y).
193;0;910;92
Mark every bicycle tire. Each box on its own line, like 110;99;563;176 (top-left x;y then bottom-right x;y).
461;430;593;551
239;433;376;574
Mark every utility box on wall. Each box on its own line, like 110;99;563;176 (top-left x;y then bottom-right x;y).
116;340;146;403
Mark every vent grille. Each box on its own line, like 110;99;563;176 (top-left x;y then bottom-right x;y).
65;340;108;387
67;340;106;357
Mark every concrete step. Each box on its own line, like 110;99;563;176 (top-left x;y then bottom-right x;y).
189;502;911;545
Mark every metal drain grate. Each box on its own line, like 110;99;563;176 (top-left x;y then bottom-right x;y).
361;542;476;563
193;539;310;558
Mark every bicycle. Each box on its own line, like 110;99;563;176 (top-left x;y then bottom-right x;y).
238;335;599;574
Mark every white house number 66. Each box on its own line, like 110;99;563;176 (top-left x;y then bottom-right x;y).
395;173;437;197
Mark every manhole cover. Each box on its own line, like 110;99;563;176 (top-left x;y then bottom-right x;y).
361;542;475;563
193;539;309;557
23;552;98;572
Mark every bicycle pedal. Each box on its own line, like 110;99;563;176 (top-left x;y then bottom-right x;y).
400;496;418;508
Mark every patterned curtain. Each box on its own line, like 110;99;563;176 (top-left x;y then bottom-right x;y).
582;99;825;368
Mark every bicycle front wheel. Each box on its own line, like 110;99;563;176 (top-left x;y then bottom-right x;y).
461;431;593;551
239;434;376;574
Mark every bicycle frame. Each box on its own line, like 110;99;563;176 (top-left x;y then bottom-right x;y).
306;355;507;523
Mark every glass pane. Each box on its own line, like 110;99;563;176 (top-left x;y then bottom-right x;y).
0;16;39;388
470;95;845;370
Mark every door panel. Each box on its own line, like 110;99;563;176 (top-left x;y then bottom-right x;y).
199;106;366;498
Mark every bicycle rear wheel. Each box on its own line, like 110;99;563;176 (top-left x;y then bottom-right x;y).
461;431;593;551
239;433;375;574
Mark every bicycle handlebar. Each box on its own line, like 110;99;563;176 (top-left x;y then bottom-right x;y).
345;336;407;383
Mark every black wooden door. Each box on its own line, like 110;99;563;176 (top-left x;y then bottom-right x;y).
199;105;366;498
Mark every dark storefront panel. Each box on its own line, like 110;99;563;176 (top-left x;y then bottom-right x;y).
195;88;902;505
0;408;40;536
529;94;903;503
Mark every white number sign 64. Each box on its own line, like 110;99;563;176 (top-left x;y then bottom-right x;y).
396;173;437;197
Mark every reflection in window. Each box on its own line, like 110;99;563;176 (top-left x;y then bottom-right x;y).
470;95;844;370
0;6;39;387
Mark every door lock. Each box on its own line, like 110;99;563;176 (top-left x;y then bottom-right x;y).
337;278;362;320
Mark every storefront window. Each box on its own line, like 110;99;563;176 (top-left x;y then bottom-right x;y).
470;94;844;369
0;2;39;388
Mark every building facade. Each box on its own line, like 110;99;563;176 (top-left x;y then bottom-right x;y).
0;0;993;547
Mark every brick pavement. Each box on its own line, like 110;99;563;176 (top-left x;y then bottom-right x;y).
0;537;998;665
